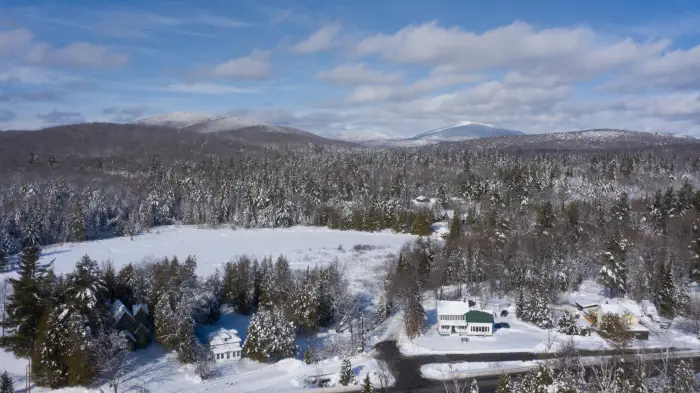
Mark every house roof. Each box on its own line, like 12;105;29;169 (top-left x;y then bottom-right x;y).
133;304;149;316
599;303;626;316
208;328;241;342
465;310;495;324
110;300;129;322
437;300;471;316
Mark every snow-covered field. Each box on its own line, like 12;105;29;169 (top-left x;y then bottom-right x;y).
2;225;416;290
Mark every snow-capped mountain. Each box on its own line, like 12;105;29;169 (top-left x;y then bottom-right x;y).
363;121;523;147
137;112;224;129
409;121;523;142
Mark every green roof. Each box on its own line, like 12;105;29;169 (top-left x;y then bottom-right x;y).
465;310;494;324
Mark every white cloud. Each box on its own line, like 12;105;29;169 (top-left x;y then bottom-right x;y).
0;28;127;68
164;82;258;94
291;22;342;54
316;63;403;85
355;21;668;82
207;49;271;80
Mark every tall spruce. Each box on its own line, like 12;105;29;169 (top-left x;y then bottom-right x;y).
338;358;355;386
599;232;628;298
0;244;48;357
0;371;13;393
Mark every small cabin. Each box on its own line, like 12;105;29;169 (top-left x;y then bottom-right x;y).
208;328;243;362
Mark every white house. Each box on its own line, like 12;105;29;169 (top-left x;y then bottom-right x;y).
437;300;471;335
208;328;243;362
437;300;496;336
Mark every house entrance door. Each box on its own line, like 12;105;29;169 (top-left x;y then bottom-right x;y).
451;326;456;334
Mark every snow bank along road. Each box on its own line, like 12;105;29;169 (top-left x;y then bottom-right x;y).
369;340;700;393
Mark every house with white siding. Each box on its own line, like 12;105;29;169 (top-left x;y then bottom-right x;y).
437;300;495;336
208;328;243;362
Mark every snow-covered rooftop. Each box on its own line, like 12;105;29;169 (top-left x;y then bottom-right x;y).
437;300;471;316
208;327;240;341
110;299;128;322
133;304;149;316
599;303;625;316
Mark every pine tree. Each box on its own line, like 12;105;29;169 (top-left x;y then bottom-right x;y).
521;287;553;329
519;364;553;393
691;220;700;283
0;247;7;273
611;192;631;228
673;360;696;393
599;232;628;298
536;201;556;233
557;309;582;335
304;348;313;364
33;305;69;388
656;263;678;319
469;378;479;393
515;290;524;319
446;209;462;243
288;272;319;331
360;373;373;393
0;244;47;358
243;307;297;362
495;374;511;393
0;371;13;393
338;358;355;386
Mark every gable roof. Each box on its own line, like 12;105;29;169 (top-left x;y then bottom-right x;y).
465;310;495;324
110;300;130;322
208;328;241;342
133;304;149;316
437;300;471;316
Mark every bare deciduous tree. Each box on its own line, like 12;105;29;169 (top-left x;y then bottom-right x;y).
440;364;468;393
92;330;135;393
374;359;394;393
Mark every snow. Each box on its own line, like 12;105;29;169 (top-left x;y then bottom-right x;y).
421;360;538;380
110;299;128;322
1;226;415;291
437;300;471;316
137;112;224;128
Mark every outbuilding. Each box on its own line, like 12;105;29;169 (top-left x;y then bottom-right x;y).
465;310;495;336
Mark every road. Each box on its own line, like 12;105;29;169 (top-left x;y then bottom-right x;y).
368;340;700;393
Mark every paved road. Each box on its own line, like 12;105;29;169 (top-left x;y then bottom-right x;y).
371;340;700;393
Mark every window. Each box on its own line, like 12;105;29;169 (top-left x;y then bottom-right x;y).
227;352;230;359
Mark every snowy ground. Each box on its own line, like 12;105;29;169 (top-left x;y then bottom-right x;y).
0;226;415;393
421;360;538;380
1;225;416;292
403;281;700;357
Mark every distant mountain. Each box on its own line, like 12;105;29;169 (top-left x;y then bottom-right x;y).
363;121;523;147
137;112;356;147
462;128;697;151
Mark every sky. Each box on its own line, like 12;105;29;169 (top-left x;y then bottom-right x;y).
1;0;700;137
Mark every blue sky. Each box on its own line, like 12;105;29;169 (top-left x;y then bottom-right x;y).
1;0;700;137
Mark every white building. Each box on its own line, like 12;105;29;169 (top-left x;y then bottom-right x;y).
208;328;243;362
437;300;495;336
437;300;471;335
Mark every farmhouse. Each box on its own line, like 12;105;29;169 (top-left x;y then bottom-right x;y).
209;328;243;362
595;302;649;340
110;300;152;349
437;300;495;336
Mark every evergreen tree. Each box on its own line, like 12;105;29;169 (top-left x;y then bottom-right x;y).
243;307;297;362
495;374;511;393
304;348;313;364
338;358;355;386
0;371;13;393
288;272;318;331
519;364;553;393
691;220;700;283
360;373;373;393
520;288;553;329
446;209;462;244
599;232;628;298
536;201;556;233
0;244;47;357
557;309;582;335
0;247;7;273
656;263;678;319
611;192;631;228
515;289;524;319
33;305;69;388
